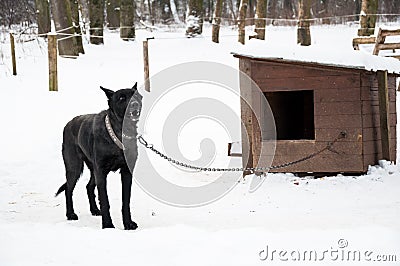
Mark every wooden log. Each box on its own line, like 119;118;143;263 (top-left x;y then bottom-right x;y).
352;36;376;50
143;37;153;92
48;34;58;92
10;32;17;76
375;43;400;51
381;29;400;37
377;70;391;160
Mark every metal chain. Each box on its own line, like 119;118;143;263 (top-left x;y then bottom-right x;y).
137;131;347;173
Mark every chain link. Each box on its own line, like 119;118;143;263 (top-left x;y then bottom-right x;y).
137;131;347;173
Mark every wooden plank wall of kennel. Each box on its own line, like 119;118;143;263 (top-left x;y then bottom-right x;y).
235;56;397;173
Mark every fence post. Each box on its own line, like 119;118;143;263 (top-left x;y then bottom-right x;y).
48;33;58;92
10;32;17;76
377;70;391;160
143;37;154;92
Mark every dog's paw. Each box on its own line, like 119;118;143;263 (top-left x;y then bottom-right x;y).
66;213;78;220
102;222;115;229
124;221;138;230
90;208;101;216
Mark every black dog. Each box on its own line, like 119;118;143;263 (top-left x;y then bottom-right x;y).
56;83;142;229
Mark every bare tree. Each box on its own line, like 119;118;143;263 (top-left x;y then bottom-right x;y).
89;0;104;44
120;0;135;40
255;0;268;40
212;0;223;43
297;0;312;46
35;0;51;34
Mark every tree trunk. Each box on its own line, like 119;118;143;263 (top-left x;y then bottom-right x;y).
247;0;255;24
188;0;203;33
89;0;104;44
238;0;249;44
297;0;312;46
211;0;223;43
227;0;237;23
106;0;121;28
78;0;89;25
35;0;51;34
120;0;135;40
170;0;180;23
69;0;84;54
50;0;79;56
358;0;378;36
147;0;154;25
255;0;267;40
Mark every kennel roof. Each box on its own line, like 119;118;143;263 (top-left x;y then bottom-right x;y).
232;41;400;75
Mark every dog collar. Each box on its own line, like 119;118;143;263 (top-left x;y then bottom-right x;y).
105;115;125;150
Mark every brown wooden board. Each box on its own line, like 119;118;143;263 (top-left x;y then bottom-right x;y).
262;141;363;156
316;128;363;142
361;89;396;101
315;114;362;129
315;102;362;116
315;88;361;102
362;102;396;114
252;62;345;79
256;75;360;91
362;75;397;90
362;113;396;128
239;59;254;174
362;126;396;141
263;154;365;173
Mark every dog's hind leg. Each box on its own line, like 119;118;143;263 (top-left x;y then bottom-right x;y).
86;169;101;216
62;145;83;221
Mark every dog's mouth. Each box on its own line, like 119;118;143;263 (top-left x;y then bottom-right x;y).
127;101;141;122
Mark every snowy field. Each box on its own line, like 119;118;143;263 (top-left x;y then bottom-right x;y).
1;24;400;265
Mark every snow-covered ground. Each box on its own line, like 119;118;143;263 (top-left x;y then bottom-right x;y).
1;24;400;265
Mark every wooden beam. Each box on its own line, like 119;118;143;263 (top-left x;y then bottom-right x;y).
377;70;391;160
10;32;17;75
375;43;400;51
352;36;376;50
239;59;253;175
381;29;400;37
48;33;58;92
143;40;150;92
373;28;384;55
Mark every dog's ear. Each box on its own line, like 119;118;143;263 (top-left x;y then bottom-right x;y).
100;86;114;99
131;82;137;91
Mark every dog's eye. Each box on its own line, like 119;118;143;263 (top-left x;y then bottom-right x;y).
119;95;126;102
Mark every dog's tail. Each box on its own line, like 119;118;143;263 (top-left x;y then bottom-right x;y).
55;183;67;197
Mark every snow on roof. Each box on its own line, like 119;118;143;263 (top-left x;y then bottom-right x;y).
232;39;400;75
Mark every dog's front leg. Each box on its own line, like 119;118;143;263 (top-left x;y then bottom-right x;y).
121;167;138;230
95;168;114;229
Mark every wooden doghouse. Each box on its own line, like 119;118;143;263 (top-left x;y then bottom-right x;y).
232;55;399;174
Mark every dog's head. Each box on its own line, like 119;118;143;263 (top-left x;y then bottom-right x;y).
100;83;142;122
